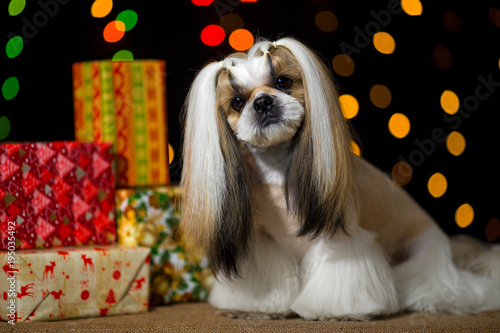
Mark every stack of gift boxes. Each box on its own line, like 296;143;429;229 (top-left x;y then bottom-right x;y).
0;60;211;323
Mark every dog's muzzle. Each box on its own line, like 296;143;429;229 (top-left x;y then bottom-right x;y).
253;94;281;127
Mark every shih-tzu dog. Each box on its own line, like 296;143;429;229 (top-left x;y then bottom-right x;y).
180;37;500;320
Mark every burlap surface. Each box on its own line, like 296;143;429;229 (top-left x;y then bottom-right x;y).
2;302;499;332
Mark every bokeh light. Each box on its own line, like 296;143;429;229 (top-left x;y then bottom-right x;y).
443;11;461;31
401;0;423;16
201;25;225;46
332;54;355;77
229;29;254;51
8;0;26;16
112;50;134;61
339;94;359;119
6;36;23;59
103;21;126;43
446;131;466;156
485;218;500;242
315;11;338;32
428;172;447;198
370;84;392;109
0;116;11;140
2;77;20;101
168;144;175;165
91;0;113;18
489;8;500;28
388;113;410;139
455;203;474;228
116;10;138;31
440;90;459;115
192;0;214;5
350;141;361;157
220;13;244;34
373;32;396;54
392;161;413;186
434;45;453;69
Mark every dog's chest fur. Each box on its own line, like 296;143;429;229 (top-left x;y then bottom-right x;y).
247;143;313;260
252;184;312;260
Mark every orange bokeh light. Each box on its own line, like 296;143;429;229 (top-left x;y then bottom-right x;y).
229;29;254;51
103;20;125;43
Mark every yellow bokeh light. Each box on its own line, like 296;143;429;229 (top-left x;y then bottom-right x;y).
428;172;447;198
373;32;396;55
220;13;244;33
332;54;355;77
440;90;459;115
339;94;359;119
402;0;423;16
168;144;175;165
91;0;113;18
388;113;410;139
490;8;500;28
446;131;466;156
392;161;413;186
485;218;500;242
443;11;461;32
434;45;453;69
370;84;392;109
455;203;474;228
350;141;361;156
315;10;338;32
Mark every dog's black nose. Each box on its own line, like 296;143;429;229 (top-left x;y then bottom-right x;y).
253;94;274;114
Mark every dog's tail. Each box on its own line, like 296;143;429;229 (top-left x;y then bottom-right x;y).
450;234;500;289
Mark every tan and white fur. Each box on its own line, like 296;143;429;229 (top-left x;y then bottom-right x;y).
181;37;500;320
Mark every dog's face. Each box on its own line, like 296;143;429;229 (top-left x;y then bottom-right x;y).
182;38;355;277
216;48;306;147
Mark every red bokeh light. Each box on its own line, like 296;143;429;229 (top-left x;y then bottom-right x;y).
192;0;214;6
201;25;225;46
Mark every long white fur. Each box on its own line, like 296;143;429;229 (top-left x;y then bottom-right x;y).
290;222;400;320
276;39;337;192
182;61;229;240
210;230;301;315
185;37;500;320
394;228;500;314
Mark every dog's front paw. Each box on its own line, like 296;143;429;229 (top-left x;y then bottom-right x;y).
217;309;297;320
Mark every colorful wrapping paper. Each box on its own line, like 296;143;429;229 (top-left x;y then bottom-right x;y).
0;246;150;322
0;142;116;250
116;187;213;305
72;60;170;187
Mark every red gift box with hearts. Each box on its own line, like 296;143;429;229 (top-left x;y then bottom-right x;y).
0;141;116;250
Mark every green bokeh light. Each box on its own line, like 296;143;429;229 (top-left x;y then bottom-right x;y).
8;0;26;16
112;50;134;61
0;116;11;140
2;77;20;101
6;36;24;58
116;10;138;31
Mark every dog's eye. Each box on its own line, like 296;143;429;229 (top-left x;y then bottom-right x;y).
231;97;246;112
275;77;291;90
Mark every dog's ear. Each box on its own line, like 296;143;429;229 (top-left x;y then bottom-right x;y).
277;38;355;238
181;61;252;279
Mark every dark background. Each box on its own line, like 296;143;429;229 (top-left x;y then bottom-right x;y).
1;0;499;243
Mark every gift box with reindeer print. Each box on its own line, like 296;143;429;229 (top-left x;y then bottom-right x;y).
0;245;150;322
